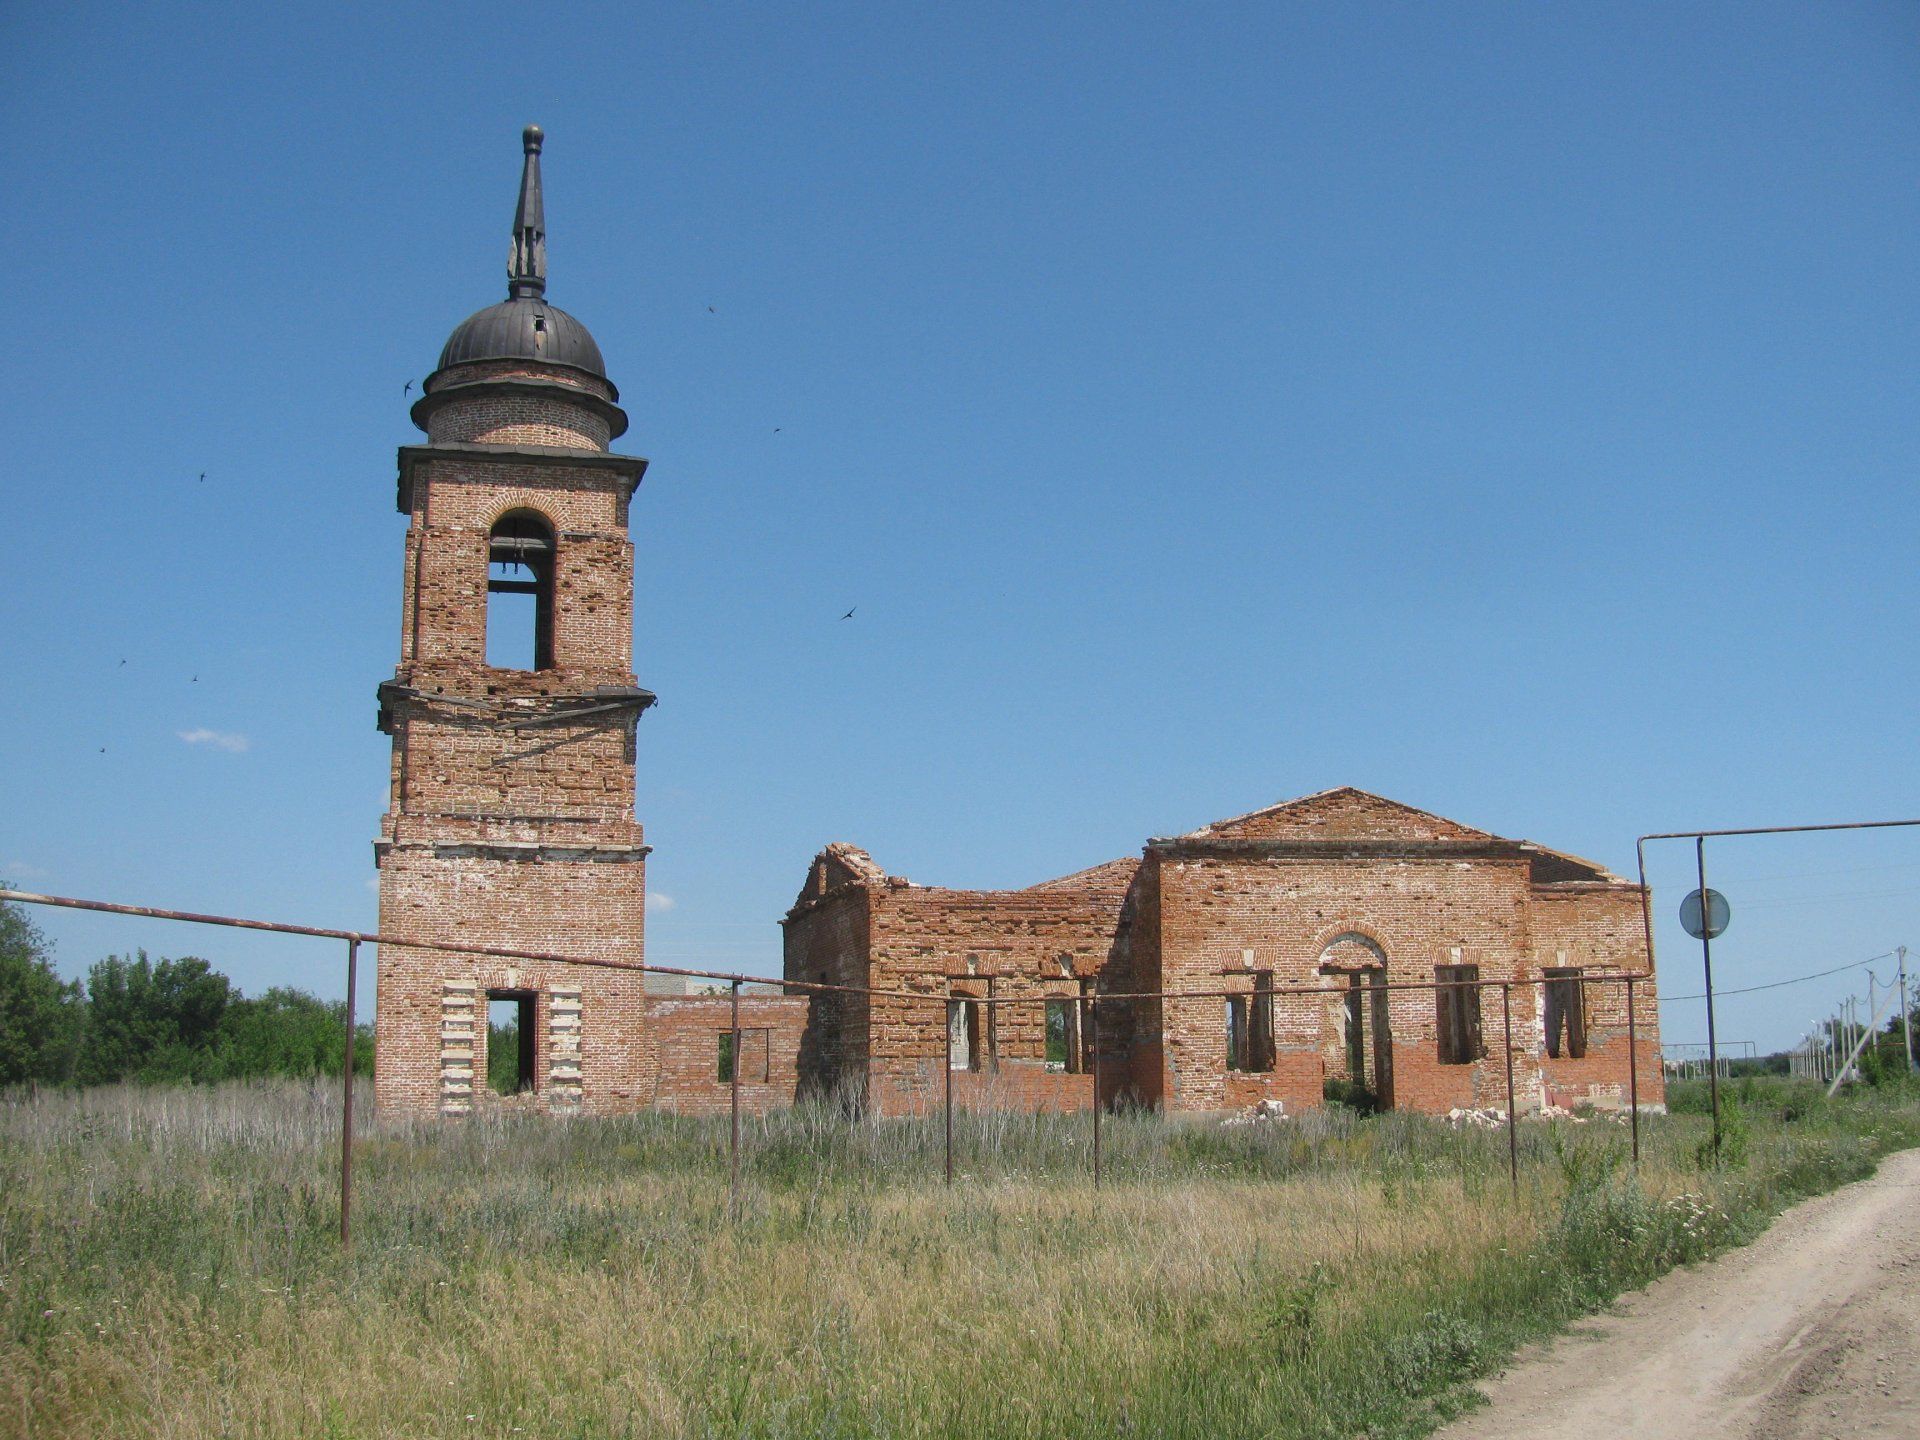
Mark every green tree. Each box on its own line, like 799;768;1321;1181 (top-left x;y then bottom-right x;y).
212;987;370;1078
0;893;82;1084
78;951;234;1084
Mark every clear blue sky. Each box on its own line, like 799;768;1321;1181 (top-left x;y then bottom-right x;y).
3;3;1917;1056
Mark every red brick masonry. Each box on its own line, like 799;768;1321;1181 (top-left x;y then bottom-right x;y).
784;788;1665;1119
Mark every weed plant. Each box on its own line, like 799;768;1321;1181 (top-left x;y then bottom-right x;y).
2;1077;1916;1439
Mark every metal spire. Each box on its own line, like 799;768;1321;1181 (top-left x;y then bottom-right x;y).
508;125;546;300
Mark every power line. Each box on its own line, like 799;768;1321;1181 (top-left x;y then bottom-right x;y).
1663;950;1894;1002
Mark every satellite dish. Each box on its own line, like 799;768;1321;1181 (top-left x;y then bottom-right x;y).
1680;888;1730;940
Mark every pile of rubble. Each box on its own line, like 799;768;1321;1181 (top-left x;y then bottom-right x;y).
1221;1098;1292;1127
1446;1103;1632;1127
1444;1107;1509;1129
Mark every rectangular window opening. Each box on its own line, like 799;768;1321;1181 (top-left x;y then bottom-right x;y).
486;991;538;1095
948;997;978;1072
1344;974;1366;1081
1436;964;1483;1065
1250;972;1275;1072
1045;981;1093;1074
1228;973;1276;1072
1544;968;1587;1059
719;1027;772;1083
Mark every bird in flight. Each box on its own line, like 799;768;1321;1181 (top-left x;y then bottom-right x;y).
403;379;414;396
707;305;716;314
119;658;127;666
190;675;198;684
840;607;856;621
774;427;782;433
98;747;106;754
198;472;206;483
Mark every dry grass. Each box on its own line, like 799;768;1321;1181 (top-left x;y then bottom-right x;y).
2;1079;1914;1439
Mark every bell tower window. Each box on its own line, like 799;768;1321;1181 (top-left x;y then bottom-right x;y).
487;510;556;670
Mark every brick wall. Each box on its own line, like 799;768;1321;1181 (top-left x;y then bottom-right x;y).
1531;885;1666;1111
783;853;1139;1116
641;995;809;1116
782;864;873;1105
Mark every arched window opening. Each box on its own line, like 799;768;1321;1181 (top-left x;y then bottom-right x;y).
1316;931;1393;1110
487;511;555;670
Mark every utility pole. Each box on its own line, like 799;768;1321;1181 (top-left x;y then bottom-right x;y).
1829;982;1896;1099
1900;946;1914;1075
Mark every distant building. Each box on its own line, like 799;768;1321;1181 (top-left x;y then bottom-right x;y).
784;788;1665;1117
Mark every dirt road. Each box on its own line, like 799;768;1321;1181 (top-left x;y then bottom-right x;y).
1433;1147;1920;1439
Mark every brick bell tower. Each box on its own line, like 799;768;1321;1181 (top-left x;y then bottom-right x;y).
374;126;654;1117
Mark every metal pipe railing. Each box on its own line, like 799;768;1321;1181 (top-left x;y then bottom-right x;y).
2;886;1663;1230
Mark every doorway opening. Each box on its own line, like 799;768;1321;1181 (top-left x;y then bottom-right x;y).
486;990;538;1095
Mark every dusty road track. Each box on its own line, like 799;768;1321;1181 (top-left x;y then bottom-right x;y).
1433;1146;1920;1439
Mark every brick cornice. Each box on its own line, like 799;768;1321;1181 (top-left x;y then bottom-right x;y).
396;441;648;513
409;376;629;440
1147;837;1532;864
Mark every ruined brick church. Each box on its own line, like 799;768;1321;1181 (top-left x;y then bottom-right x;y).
373;130;1663;1120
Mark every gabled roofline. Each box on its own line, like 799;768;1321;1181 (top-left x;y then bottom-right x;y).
1176;785;1497;842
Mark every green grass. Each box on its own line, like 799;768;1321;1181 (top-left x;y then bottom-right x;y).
2;1077;1916;1439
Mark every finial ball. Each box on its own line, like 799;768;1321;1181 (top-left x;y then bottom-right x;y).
522;125;544;153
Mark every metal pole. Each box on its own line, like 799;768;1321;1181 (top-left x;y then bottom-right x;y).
1697;837;1722;1160
1900;946;1914;1074
1501;983;1518;1195
729;979;741;1217
1625;976;1640;1166
943;995;953;1187
340;937;359;1248
1090;991;1103;1192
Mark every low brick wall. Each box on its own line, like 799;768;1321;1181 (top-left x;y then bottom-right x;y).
643;995;809;1116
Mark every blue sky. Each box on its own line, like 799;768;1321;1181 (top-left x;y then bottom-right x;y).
2;2;1916;1056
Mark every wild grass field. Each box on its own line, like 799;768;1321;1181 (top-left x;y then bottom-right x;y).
3;1078;1917;1440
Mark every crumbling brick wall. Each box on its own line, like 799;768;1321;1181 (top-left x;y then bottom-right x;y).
1530;884;1666;1112
786;789;1663;1121
783;854;1139;1117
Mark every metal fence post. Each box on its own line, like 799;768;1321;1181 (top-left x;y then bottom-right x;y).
1090;992;1102;1192
1502;982;1518;1195
729;979;741;1217
943;993;954;1187
340;936;359;1248
1625;975;1640;1167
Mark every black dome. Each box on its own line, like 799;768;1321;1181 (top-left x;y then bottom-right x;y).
437;297;607;379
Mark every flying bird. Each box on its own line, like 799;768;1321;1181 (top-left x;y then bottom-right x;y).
707;305;716;314
190;675;198;684
198;472;206;483
119;658;127;666
840;607;856;621
403;379;414;396
773;427;782;433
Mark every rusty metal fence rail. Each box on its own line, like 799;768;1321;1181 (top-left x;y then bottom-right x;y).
0;888;1655;1241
